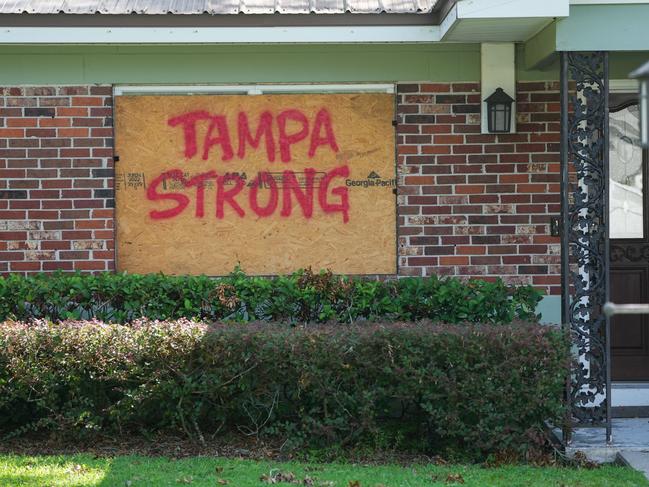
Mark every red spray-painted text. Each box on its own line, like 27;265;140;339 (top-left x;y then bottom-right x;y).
146;166;350;223
167;108;339;163
146;108;348;222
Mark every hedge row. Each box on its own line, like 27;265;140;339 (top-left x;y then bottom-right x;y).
0;269;542;324
0;320;568;459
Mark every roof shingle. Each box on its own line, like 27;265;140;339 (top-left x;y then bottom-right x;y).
0;0;439;15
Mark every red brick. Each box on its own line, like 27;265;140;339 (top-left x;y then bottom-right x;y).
42;179;73;189
420;83;451;93
407;257;439;266
456;246;486;255
94;231;114;239
40;118;71;128
26;169;57;178
0;251;24;261
452;144;483;154
421;124;453;134
465;134;495;143
28;210;59;219
0;169;26;178
10;200;39;209
26;128;56;138
57;107;88;116
61;149;91;157
76;220;106;229
72;96;104;106
0;210;26;219
421;145;452;154
434;135;464;144
59;86;89;95
517;184;547;193
10;262;41;271
73;260;107;271
455;185;484;194
92;209;113;218
44;221;74;230
7;117;38;127
485;144;515;154
93;250;115;259
451;83;479;93
59;128;89;137
453;124;480;134
497;134;528;143
439;256;469;265
41;241;70;250
500;174;529;183
90;86;112;96
0;128;24;138
43;261;74;271
0;231;27;240
500;154;530;163
532;275;561;284
398;145;419;155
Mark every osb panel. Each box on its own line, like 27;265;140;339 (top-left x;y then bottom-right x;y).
115;93;396;276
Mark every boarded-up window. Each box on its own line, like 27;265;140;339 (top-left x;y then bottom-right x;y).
114;92;396;275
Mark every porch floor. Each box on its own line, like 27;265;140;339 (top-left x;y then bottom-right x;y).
555;418;649;463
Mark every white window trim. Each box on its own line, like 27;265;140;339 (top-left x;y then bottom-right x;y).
113;84;395;96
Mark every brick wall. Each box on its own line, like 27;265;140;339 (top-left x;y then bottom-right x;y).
0;86;114;273
0;82;561;295
396;81;561;295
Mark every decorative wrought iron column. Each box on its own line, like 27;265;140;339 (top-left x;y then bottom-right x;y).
560;51;611;441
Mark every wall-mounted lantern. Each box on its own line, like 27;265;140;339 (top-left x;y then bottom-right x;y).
484;87;515;133
630;60;649;148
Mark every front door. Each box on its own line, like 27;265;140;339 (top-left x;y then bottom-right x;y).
609;94;649;381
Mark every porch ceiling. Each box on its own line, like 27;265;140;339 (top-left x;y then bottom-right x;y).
440;0;568;43
442;17;556;43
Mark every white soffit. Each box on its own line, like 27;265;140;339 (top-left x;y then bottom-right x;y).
456;0;568;18
441;0;569;42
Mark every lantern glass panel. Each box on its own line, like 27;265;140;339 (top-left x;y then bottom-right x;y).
496;106;507;131
489;104;510;133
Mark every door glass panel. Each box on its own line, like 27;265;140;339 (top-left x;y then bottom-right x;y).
610;103;643;239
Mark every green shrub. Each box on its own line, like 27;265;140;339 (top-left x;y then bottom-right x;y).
0;269;542;324
0;320;568;460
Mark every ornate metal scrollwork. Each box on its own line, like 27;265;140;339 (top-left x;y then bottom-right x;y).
561;52;610;430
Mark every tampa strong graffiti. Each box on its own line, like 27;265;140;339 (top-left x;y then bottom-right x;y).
145;107;351;223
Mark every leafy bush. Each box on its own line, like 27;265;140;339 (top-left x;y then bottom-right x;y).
0;269;542;324
0;320;568;460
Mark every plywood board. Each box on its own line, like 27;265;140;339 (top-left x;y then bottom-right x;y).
114;93;396;275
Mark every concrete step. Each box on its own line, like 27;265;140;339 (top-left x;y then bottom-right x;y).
618;450;649;481
553;418;649;463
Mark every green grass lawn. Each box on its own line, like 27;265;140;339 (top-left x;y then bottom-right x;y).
0;454;647;487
